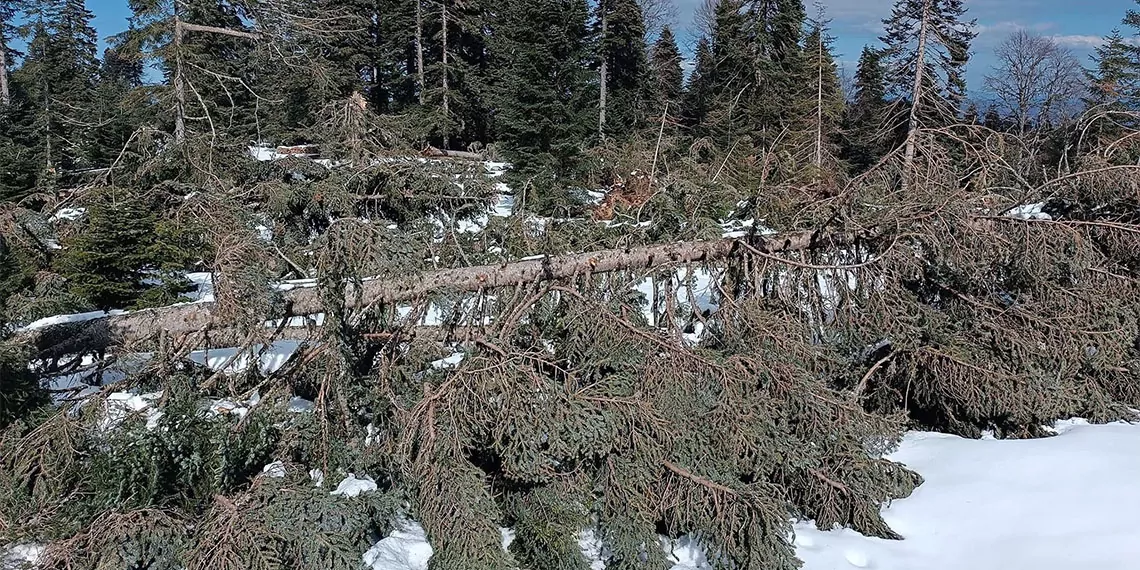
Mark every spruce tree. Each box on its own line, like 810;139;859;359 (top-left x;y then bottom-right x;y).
11;0;100;184
0;0;15;107
843;46;889;172
125;0;258;143
489;0;594;194
88;46;148;167
801;7;844;175
682;36;715;134
1084;30;1139;111
703;0;753;146
881;0;975;184
53;190;159;310
649;25;683;111
596;0;649;140
746;0;810;142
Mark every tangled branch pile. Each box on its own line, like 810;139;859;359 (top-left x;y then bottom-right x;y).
0;117;1138;570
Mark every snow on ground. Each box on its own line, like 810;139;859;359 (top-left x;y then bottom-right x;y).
186;340;303;375
794;419;1140;570
1006;202;1052;221
355;420;1140;570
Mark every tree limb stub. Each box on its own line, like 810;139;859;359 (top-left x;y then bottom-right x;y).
19;230;871;356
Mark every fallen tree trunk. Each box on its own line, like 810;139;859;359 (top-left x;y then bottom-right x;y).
421;146;485;161
19;230;872;357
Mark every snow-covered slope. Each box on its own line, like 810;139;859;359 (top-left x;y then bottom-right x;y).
357;419;1140;570
794;419;1140;570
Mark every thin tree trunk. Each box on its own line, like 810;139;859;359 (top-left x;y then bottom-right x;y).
598;5;608;140
416;0;425;105
173;15;187;144
0;40;10;107
441;0;450;149
815;26;824;175
902;0;932;192
22;230;876;354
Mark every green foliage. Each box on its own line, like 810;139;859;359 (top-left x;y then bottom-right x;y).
0;342;47;429
490;0;595;197
53;187;201;310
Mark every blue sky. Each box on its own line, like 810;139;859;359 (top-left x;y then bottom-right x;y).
80;0;1140;95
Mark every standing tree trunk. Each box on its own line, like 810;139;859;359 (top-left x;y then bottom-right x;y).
0;40;10;107
598;4;608;140
173;15;187;144
416;0;425;105
814;23;824;175
902;0;932;191
441;0;450;149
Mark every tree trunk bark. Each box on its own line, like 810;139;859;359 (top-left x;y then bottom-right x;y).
902;0;932;192
0;39;10;107
416;0;425;105
19;230;875;355
815;25;824;175
441;0;450;149
598;5;608;140
173;16;187;144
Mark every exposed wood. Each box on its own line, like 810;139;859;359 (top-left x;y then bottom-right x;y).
18;230;875;356
179;22;263;40
0;34;10;106
902;0;933;192
415;0;425;105
421;146;484;161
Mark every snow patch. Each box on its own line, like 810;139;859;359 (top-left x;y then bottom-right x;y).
332;474;378;498
186;340;302;375
1006;202;1052;220
364;521;434;570
795;420;1140;570
51;207;87;222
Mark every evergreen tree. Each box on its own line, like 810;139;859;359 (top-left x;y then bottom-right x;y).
843;46;889;172
682;36;715;133
746;0;810;142
981;104;1005;131
490;0;594;192
596;0;649;140
649;25;683;111
703;0;753;146
88;46;149;167
53;190;159;310
11;0;100;183
800;7;844;174
881;0;975;182
0;0;15;107
1084;29;1139;111
124;0;258;143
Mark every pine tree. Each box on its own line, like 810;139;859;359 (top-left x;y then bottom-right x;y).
843;46;889;172
649;25;683;111
0;0;15;107
596;0;649;140
490;0;594;190
88;46;148;167
801;6;844;175
1084;30;1139;111
53;190;159;310
8;0;100;186
682;37;715;135
881;0;975;184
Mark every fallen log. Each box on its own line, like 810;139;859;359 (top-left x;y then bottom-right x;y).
17;230;873;357
421;146;485;161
